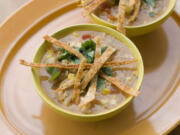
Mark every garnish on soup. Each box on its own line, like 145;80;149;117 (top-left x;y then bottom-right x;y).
80;0;170;34
20;31;139;114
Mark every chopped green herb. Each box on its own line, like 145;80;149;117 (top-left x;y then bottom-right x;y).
50;70;60;81
46;67;60;81
57;48;65;52
58;39;96;63
82;51;94;63
58;47;79;62
149;11;155;17
81;39;96;51
97;76;106;90
144;0;155;7
87;51;95;58
80;47;94;63
101;67;113;76
58;50;70;61
46;67;54;74
80;39;96;63
101;46;108;54
73;58;81;64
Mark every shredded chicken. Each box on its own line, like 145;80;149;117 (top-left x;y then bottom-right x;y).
58;90;73;106
79;77;97;108
54;78;74;93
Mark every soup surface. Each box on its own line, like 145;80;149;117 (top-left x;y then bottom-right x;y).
94;0;170;26
39;31;138;114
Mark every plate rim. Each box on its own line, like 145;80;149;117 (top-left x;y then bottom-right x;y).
0;0;179;134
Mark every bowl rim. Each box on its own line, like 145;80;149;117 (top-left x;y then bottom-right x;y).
89;0;177;29
32;24;144;119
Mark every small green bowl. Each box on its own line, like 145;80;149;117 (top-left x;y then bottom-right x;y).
32;24;144;122
89;0;176;37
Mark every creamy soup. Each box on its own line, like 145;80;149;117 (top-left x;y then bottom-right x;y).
38;31;138;114
94;0;170;26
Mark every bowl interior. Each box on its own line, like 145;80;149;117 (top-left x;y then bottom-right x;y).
32;24;144;120
89;0;176;29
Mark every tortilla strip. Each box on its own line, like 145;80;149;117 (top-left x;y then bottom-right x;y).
79;36;102;107
79;77;97;108
72;58;86;104
82;0;106;16
81;46;116;89
100;73;139;96
112;67;137;71
20;59;78;69
94;36;101;60
117;0;126;34
20;59;137;69
104;59;137;67
44;35;85;59
128;0;141;23
54;78;74;93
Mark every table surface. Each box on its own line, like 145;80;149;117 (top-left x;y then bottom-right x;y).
0;0;179;135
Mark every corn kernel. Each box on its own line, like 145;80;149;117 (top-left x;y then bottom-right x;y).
102;88;110;95
68;73;75;80
72;32;79;37
133;71;137;76
126;76;133;82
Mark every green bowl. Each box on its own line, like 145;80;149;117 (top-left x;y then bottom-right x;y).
32;24;144;122
89;0;176;37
